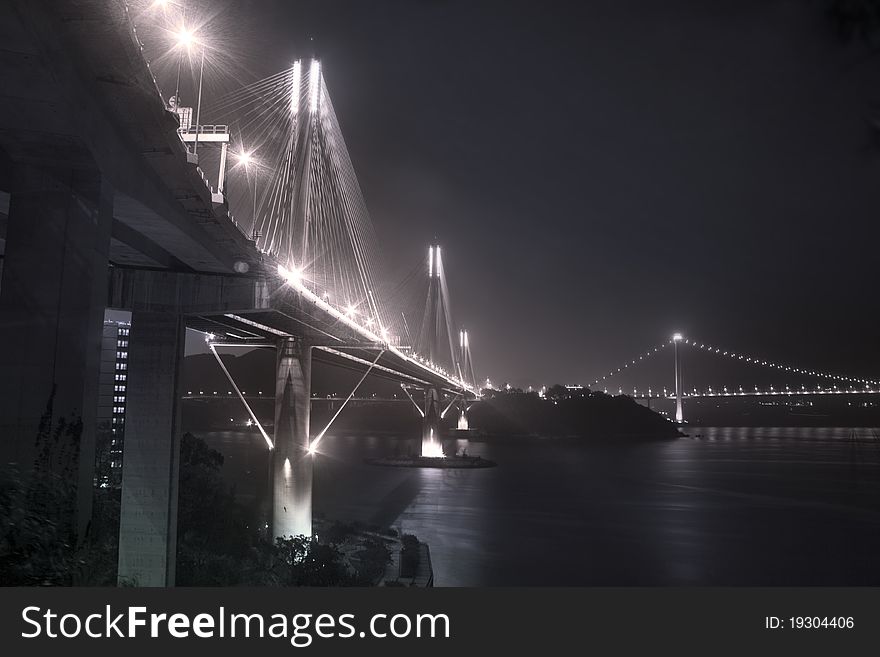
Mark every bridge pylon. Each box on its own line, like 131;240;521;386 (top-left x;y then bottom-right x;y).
272;337;313;538
457;402;470;431
673;332;684;423
421;386;444;457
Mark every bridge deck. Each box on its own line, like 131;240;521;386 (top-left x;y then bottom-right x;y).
185;274;474;395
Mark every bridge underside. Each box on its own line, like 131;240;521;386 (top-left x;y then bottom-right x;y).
190;310;464;391
104;266;471;585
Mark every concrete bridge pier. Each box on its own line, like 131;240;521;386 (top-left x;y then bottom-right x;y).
673;332;684;423
457;401;470;431
272;337;313;539
421;386;442;456
109;268;270;585
117;312;185;586
0;161;112;543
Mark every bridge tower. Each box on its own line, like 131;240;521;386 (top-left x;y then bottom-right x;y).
422;386;443;457
673;332;684;423
425;245;442;364
420;245;445;455
272;338;313;538
456;329;472;430
268;59;325;539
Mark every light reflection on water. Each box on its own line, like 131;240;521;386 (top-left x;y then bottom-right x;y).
201;427;880;586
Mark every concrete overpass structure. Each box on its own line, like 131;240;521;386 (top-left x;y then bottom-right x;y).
0;0;474;586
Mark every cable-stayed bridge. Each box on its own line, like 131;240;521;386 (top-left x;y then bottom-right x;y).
0;0;476;585
2;1;873;589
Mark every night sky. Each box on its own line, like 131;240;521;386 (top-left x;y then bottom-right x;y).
175;0;880;388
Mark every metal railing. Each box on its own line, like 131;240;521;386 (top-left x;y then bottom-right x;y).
177;124;230;135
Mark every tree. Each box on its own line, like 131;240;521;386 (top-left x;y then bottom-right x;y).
546;384;569;401
0;391;84;585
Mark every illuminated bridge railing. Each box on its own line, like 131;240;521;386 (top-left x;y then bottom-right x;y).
621;387;880;399
177;124;230;136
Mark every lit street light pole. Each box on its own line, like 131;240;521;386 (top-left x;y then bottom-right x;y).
174;1;186;105
193;45;205;155
673;332;684;423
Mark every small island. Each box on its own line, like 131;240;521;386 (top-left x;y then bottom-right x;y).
465;384;680;441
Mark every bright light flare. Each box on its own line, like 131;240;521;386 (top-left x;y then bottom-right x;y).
421;442;445;458
278;263;303;287
237;151;254;167
175;26;196;50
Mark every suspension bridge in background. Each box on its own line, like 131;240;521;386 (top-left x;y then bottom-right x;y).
0;1;876;588
583;332;880;423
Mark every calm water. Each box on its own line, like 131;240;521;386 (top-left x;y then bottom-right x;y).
202;427;880;586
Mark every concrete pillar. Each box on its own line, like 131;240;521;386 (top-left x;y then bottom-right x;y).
117;312;185;586
457;407;469;431
0;162;112;541
673;334;684;423
272;337;312;538
421;386;443;457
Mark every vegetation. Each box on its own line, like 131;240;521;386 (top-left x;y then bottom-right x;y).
0;390;117;585
175;432;391;586
1;410;391;586
399;534;421;578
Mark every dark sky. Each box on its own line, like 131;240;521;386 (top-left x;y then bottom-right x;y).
177;0;880;388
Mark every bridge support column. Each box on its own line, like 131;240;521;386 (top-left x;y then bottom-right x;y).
0;162;112;543
272;337;313;538
673;333;684;423
457;406;469;431
117;312;185;586
421;386;443;457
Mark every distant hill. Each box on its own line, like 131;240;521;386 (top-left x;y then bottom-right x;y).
469;390;679;439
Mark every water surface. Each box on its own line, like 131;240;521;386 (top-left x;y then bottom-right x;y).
202;427;880;585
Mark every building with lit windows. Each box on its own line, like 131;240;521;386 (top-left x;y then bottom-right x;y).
95;310;131;488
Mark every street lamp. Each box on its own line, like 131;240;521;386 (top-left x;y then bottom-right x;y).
192;42;205;155
175;27;194;49
173;25;205;154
